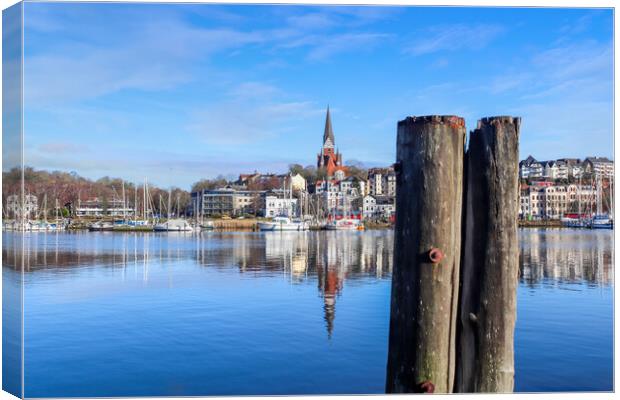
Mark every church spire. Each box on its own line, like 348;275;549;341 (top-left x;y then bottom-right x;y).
323;106;335;148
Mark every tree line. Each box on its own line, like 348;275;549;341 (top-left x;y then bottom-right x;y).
3;162;371;218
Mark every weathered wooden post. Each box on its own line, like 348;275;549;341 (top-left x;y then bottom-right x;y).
386;115;466;393
455;116;520;393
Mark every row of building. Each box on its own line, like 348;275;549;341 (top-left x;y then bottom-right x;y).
519;156;614;180
191;108;397;220
190;178;396;220
519;182;600;220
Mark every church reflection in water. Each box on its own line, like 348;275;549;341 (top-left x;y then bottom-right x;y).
193;231;394;337
3;228;614;336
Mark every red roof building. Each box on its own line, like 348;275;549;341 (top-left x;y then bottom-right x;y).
317;106;347;178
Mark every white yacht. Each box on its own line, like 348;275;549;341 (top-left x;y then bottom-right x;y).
258;216;308;231
324;218;364;231
89;221;115;231
154;219;194;232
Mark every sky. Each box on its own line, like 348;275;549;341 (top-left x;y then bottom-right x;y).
18;3;614;189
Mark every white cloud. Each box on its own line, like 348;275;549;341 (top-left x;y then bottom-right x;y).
405;24;505;55
227;82;281;100
24;8;392;105
286;13;336;30
38;142;90;154
307;32;391;61
187;99;321;146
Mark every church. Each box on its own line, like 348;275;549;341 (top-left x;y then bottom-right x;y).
317;106;347;178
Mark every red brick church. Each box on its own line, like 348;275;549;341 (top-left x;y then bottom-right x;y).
317;106;347;177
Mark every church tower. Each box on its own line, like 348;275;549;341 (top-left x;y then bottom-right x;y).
317;106;346;177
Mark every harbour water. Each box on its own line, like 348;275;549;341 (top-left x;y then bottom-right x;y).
2;228;613;397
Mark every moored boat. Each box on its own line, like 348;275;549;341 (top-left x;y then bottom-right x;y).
590;214;613;229
153;219;194;232
258;216;308;231
89;221;115;231
200;221;215;231
324;218;363;231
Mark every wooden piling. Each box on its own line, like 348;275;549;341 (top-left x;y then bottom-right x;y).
386;115;466;393
455;116;520;393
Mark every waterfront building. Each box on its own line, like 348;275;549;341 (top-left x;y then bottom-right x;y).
543;161;569;180
194;187;264;217
583;157;614;179
261;191;298;217
75;198;134;217
314;177;363;214
316;107;347;178
355;194;395;220
358;195;376;219
519;155;544;179
375;196;396;219
6;194;38;220
519;184;596;220
367;166;396;196
521;155;612;181
557;158;584;179
338;176;366;196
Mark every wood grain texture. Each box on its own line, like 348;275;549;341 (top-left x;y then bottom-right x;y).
455;116;520;393
386;115;466;394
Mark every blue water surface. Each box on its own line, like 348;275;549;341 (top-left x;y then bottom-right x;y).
0;228;613;397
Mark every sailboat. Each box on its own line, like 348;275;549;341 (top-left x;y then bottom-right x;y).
324;196;363;231
154;188;194;232
258;175;308;231
590;176;613;229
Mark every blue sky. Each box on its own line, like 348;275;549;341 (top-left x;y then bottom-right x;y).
21;3;613;189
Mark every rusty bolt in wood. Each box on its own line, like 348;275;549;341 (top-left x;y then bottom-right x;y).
428;247;444;264
419;380;435;393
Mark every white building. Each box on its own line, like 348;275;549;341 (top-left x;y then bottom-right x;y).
6;194;38;220
367;167;396;196
194;187;263;217
519;184;596;219
285;173;307;192
358;194;394;220
584;157;614;179
519;156;544;179
76;198;134;217
361;195;376;219
262;195;298;217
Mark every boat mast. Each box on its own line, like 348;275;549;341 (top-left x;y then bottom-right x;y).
576;179;581;220
122;180;126;222
610;176;614;219
168;188;172;220
43;193;48;222
143;178;147;220
597;175;602;216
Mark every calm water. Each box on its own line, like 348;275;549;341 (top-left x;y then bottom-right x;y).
2;228;613;397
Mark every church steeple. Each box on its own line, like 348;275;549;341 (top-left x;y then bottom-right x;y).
317;105;347;177
323;106;335;148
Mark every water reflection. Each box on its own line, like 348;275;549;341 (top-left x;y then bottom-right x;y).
519;228;613;287
3;231;394;337
6;229;612;286
2;229;614;395
3;229;613;338
194;231;394;337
